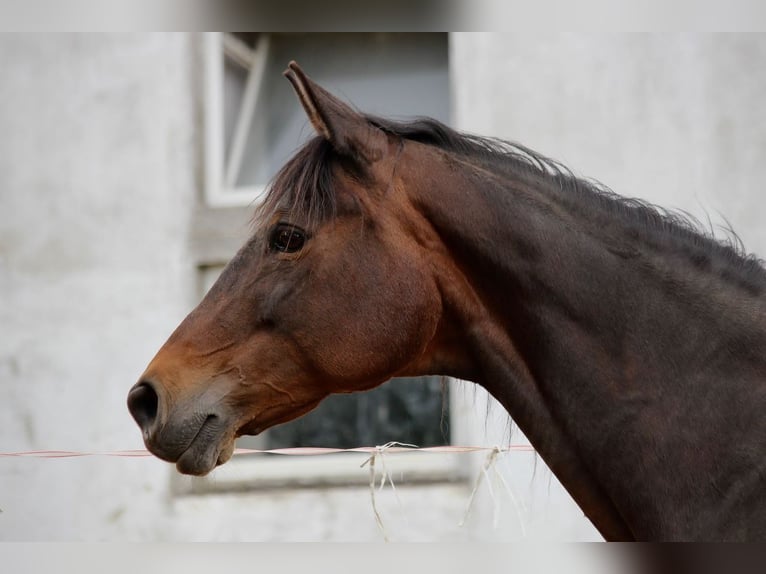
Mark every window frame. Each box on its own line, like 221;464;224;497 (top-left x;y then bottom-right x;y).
203;32;271;207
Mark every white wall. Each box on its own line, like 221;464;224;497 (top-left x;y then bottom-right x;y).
0;33;199;540
1;33;764;542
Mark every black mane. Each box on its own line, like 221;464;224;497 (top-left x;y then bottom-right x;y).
258;114;766;292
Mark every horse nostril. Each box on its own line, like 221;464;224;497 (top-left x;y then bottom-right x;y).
127;381;160;433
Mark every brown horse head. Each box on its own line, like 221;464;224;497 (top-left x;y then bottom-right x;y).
127;62;448;476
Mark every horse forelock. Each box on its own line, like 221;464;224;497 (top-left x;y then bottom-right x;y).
253;136;338;231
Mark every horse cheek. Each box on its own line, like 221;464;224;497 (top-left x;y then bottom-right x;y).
299;255;436;388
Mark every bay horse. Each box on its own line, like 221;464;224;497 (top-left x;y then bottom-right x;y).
128;61;766;541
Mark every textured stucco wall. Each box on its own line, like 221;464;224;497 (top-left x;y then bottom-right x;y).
2;33;764;542
0;33;200;540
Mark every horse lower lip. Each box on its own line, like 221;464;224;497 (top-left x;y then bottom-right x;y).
175;437;220;476
173;415;225;475
176;448;218;476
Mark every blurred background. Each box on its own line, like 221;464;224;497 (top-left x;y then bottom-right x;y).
1;33;765;542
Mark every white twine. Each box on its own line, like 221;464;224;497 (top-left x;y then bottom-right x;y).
459;446;527;536
497;449;528;537
359;441;417;542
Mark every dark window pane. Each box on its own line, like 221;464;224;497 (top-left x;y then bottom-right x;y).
267;376;449;449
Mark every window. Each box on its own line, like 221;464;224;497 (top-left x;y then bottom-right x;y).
182;33;466;494
204;32;451;204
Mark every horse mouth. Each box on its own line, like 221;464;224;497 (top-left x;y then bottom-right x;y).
168;411;269;475
166;402;318;475
173;415;235;476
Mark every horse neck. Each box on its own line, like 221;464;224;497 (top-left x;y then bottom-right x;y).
406;146;766;540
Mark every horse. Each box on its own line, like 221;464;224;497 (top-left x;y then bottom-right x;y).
128;61;766;541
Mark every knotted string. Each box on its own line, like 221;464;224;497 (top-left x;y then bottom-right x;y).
360;441;417;541
459;446;527;536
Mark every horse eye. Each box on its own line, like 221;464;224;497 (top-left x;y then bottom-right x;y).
269;225;306;253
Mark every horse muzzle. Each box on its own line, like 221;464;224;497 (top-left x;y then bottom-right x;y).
127;380;236;475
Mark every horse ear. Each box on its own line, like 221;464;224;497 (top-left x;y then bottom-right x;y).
284;61;386;164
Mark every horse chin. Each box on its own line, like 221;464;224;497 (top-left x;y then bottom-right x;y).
175;433;236;477
237;419;265;437
216;439;236;465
